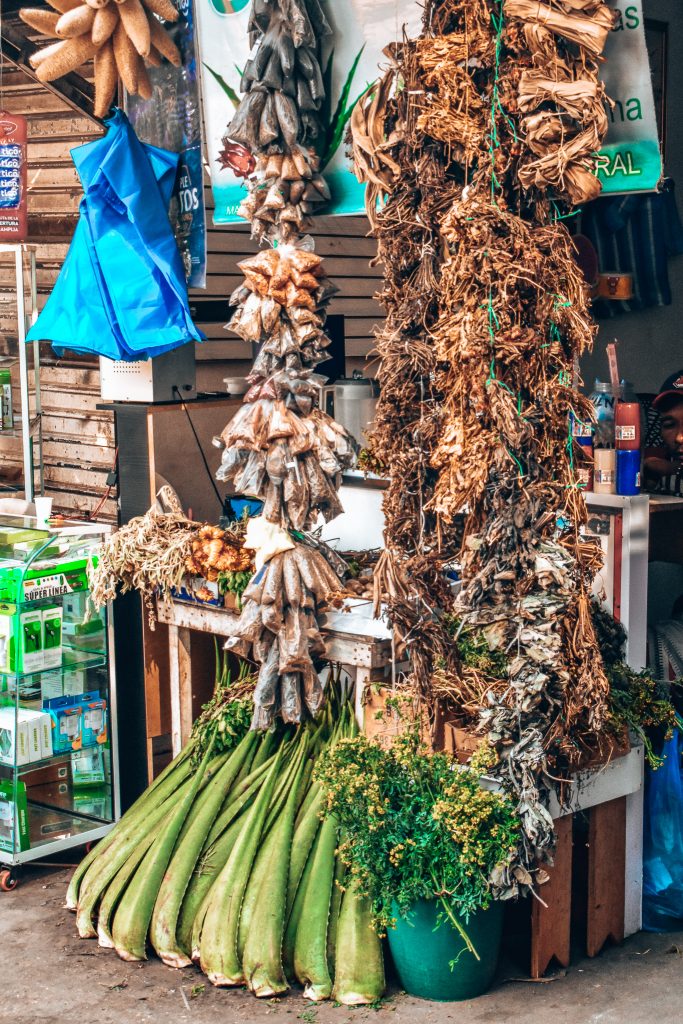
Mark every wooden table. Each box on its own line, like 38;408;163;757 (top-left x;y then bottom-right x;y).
156;594;644;972
156;596;397;756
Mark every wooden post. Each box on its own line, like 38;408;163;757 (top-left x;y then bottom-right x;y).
530;814;573;978
168;624;193;755
587;796;626;956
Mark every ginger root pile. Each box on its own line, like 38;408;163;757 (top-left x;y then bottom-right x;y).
21;0;181;119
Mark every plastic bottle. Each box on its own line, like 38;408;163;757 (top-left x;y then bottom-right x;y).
589;380;618;448
594;448;617;494
616;449;641;495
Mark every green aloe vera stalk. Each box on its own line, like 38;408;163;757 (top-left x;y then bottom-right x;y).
286;786;324;919
242;745;309;997
293;812;338;1001
111;744;216;961
150;732;258;967
66;748;195;911
327;851;347;976
180;815;245;959
205;757;274;845
199;749;282;986
332;879;385;1006
97;831;158;948
283;827;319;979
250;728;280;771
76;787;187;939
237;825;280;961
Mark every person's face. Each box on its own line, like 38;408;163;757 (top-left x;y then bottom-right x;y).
660;400;683;463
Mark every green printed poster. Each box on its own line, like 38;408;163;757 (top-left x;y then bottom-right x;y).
194;0;420;223
597;2;662;194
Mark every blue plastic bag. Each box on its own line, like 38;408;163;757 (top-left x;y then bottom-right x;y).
27;108;204;361
642;731;683;931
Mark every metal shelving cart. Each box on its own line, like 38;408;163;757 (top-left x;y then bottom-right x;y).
0;516;118;889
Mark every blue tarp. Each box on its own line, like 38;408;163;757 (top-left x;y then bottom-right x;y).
27;108;204;361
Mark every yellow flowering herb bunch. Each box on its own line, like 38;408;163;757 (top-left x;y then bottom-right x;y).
313;727;520;936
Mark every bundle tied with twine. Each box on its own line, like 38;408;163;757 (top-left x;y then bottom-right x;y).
349;0;616;882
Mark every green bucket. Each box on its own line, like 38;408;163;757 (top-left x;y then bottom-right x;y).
387;898;504;1001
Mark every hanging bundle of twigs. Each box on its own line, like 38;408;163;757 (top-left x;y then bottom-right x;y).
350;0;615;880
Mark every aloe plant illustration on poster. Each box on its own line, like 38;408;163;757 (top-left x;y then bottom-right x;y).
194;0;421;223
596;1;662;194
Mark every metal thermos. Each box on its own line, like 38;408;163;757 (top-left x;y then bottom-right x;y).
323;374;378;447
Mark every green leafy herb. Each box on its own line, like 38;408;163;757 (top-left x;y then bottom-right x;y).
190;649;254;765
217;568;253;611
314;724;520;946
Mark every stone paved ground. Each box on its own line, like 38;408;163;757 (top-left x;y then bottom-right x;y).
2;862;682;1024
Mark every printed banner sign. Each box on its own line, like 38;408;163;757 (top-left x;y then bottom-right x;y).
196;0;661;220
0;112;27;242
127;0;207;288
195;0;420;224
596;2;662;194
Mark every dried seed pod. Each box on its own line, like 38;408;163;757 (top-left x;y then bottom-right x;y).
148;15;181;65
113;18;139;93
45;0;82;11
136;55;153;98
140;0;178;20
55;4;96;37
117;0;151;55
93;37;117;118
28;40;65;67
34;34;99;81
91;2;119;43
18;8;60;34
146;45;162;66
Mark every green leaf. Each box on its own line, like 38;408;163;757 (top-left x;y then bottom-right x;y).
320;45;366;170
203;62;240;109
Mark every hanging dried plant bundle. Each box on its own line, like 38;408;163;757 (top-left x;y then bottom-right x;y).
220;0;333;244
504;0;617;203
351;0;615;878
215;0;356;728
21;0;180;118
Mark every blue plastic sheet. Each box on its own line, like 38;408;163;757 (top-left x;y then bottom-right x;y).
27;109;204;361
642;731;683;931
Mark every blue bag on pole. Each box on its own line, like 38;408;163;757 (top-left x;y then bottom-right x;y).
27;108;204;361
642;731;683;931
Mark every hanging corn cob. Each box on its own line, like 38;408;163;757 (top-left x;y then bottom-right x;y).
20;0;181;118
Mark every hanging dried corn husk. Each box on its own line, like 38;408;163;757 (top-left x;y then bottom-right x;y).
21;0;180;118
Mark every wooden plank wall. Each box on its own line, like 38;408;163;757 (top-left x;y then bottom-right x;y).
0;61;383;521
0;61;116;520
193;199;384;394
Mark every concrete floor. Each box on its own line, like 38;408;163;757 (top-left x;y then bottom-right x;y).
2;862;683;1024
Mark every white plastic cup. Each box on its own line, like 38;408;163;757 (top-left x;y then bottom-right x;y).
34;495;53;528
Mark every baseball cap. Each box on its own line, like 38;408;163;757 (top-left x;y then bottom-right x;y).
653;370;683;410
